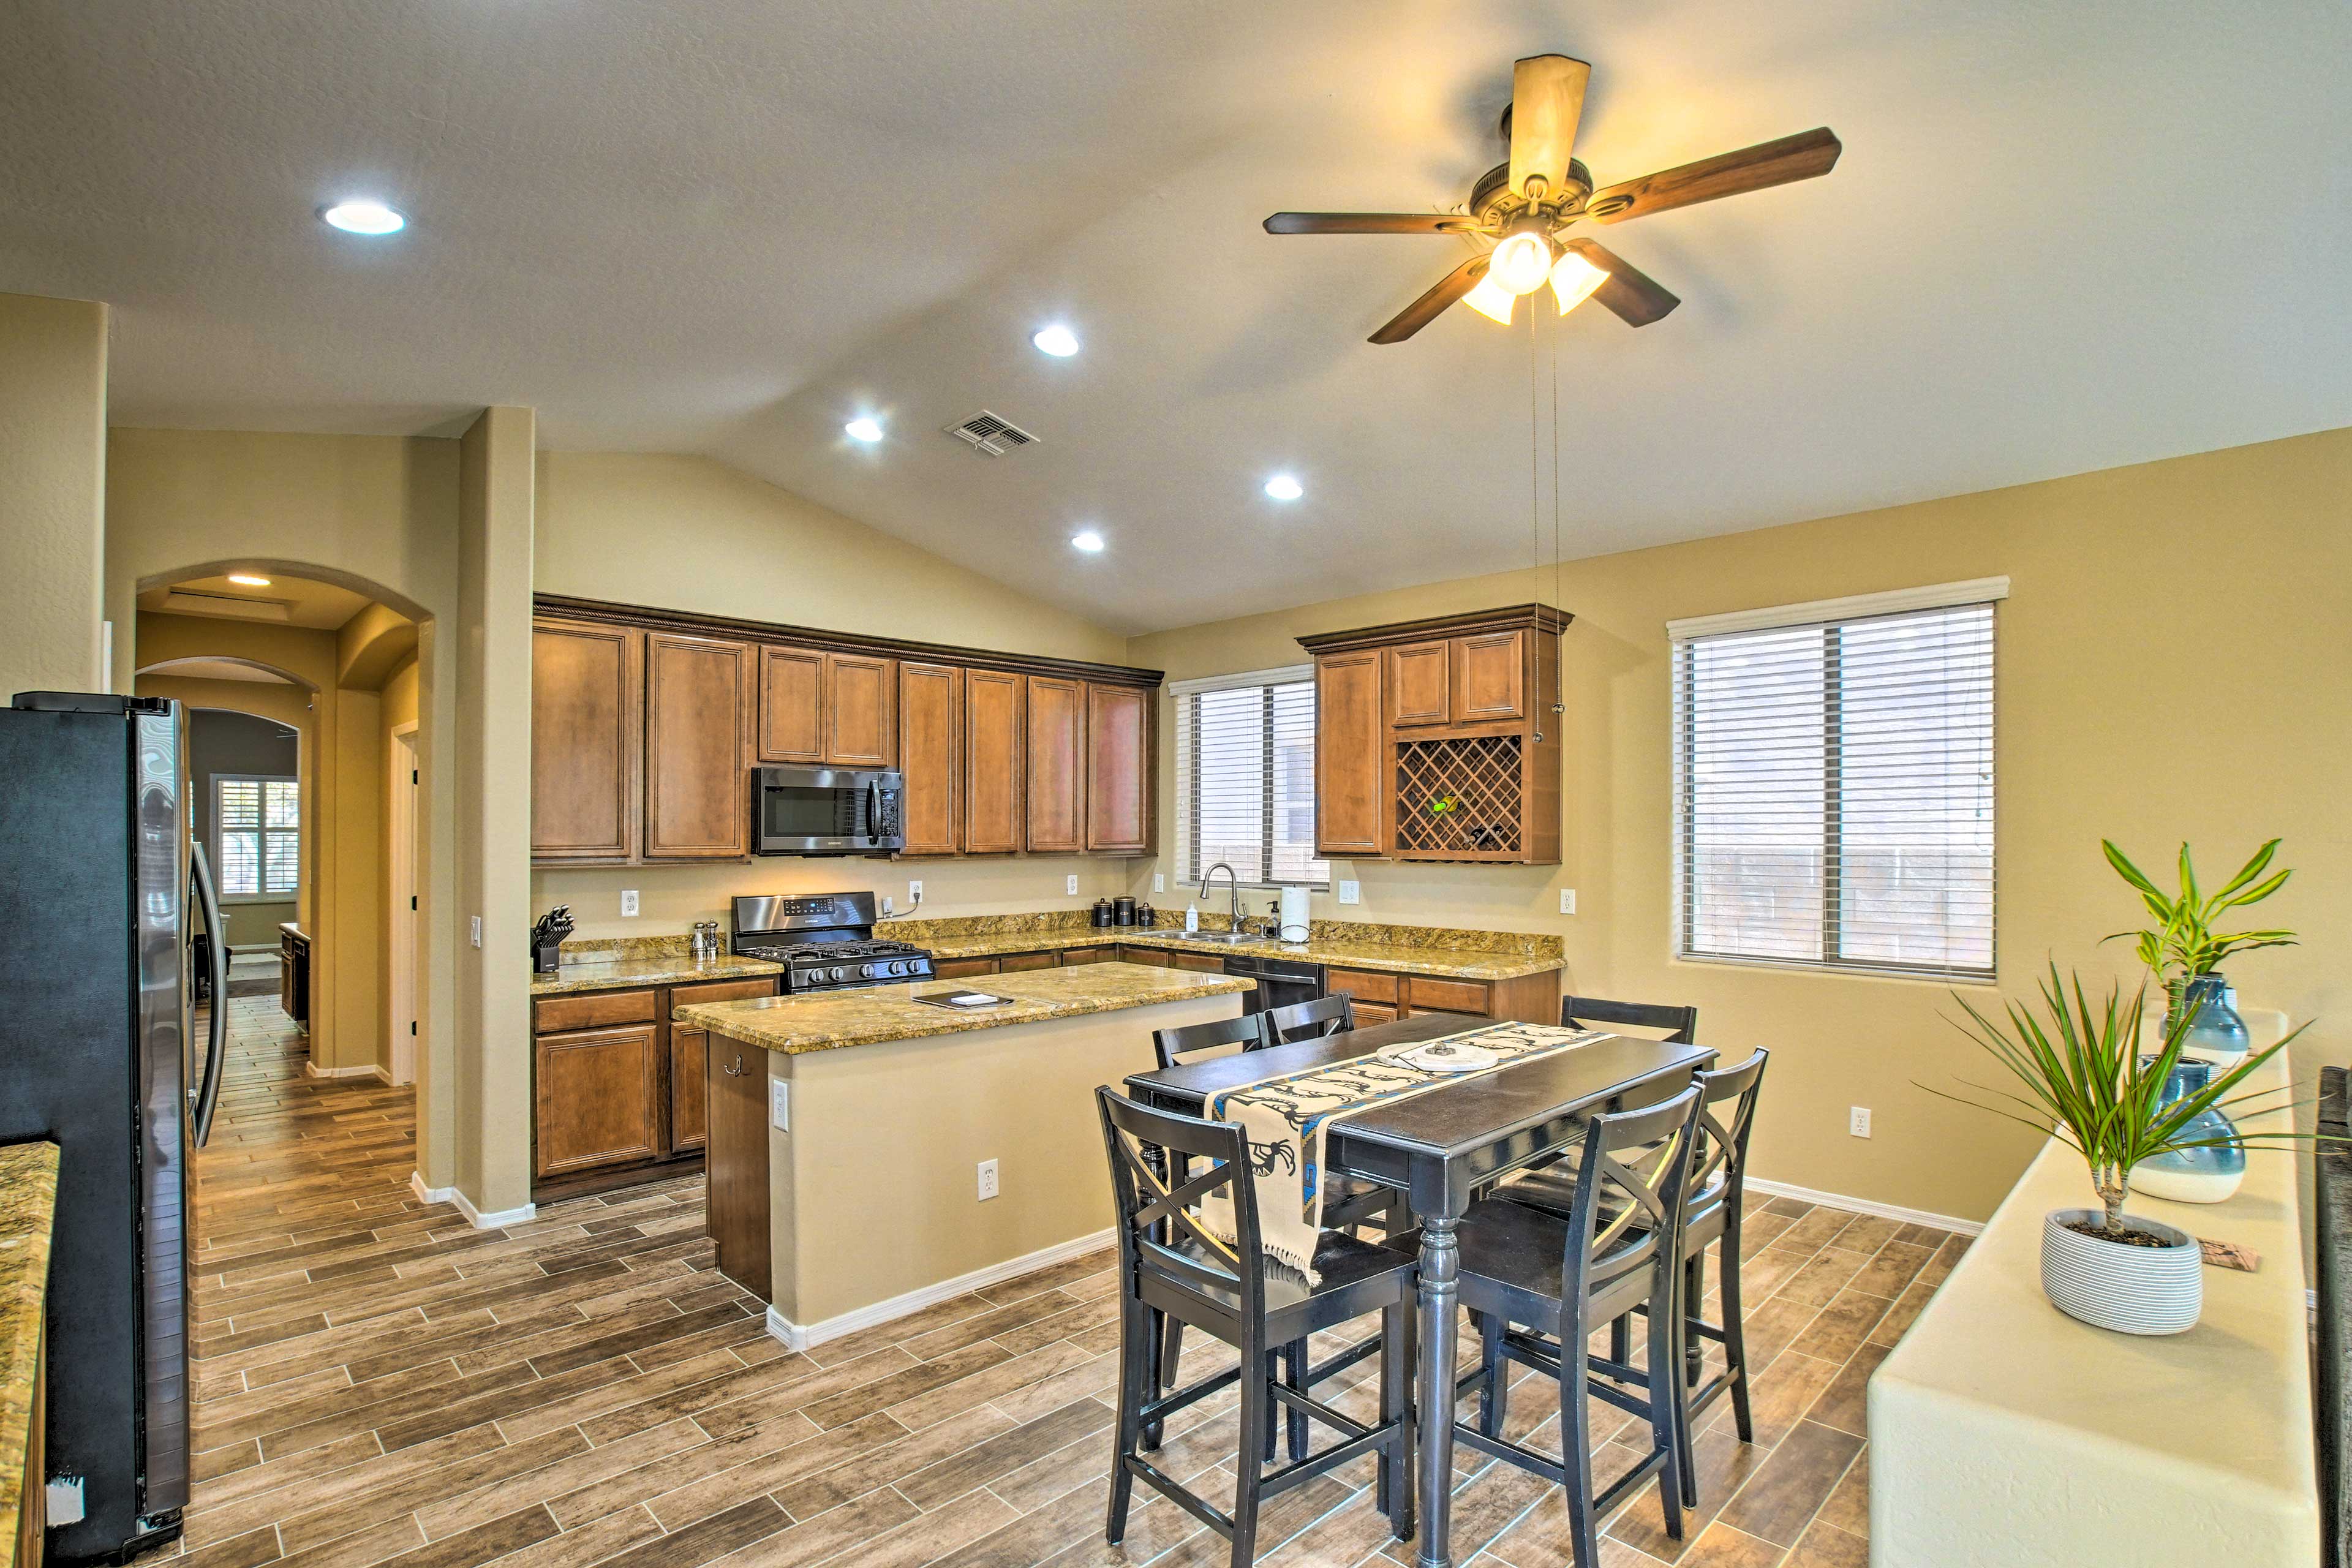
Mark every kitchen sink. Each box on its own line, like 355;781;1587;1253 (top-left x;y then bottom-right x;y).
1169;930;1258;944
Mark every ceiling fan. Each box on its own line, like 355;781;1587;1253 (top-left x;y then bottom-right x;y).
1265;55;1841;344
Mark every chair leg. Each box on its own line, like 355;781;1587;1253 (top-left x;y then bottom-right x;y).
1645;1272;1685;1542
1283;1339;1310;1463
1684;1249;1708;1385
1232;1350;1269;1568
1609;1313;1630;1370
1261;1349;1281;1463
1558;1302;1600;1568
1721;1234;1755;1445
1378;1300;1415;1540
1147;1314;1182;1450
1106;1295;1149;1544
1472;1310;1507;1439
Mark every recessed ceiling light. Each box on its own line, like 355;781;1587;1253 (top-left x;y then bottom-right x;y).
1264;475;1304;502
1032;325;1081;358
320;200;405;236
1070;530;1106;553
844;417;884;443
227;573;273;587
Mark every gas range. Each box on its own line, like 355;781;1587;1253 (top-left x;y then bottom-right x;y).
730;891;933;994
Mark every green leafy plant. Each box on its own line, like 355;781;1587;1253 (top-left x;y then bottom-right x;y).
1920;963;2307;1237
2102;839;2296;989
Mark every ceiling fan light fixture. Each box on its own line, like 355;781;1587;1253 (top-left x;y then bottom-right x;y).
1489;226;1554;296
1549;249;1608;314
1463;275;1517;326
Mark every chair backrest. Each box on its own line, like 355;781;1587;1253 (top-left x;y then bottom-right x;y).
1556;1083;1705;1306
1152;1011;1270;1072
1561;994;1698;1044
1264;993;1354;1044
1684;1049;1770;1235
1095;1086;1263;1321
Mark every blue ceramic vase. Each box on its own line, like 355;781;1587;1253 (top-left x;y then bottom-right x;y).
2172;973;2249;1065
2132;1055;2245;1204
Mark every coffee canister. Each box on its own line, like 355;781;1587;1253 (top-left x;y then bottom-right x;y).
1136;902;1155;929
1091;898;1114;928
1113;895;1137;927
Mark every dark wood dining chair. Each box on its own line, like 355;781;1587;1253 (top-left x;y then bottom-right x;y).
1095;1087;1417;1567
1153;1012;1270;1069
1263;992;1354;1044
1562;994;1699;1042
1457;1084;1707;1567
1493;1050;1771;1508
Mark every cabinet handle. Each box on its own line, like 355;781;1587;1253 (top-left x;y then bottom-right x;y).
724;1054;747;1077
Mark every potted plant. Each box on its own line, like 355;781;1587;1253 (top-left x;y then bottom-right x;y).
1926;964;2307;1335
2101;838;2296;1063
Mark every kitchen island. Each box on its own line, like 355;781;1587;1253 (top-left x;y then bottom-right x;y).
676;962;1250;1348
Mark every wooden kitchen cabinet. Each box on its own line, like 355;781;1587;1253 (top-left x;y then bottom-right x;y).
534;1022;660;1178
1386;639;1452;726
532;618;640;860
1452;630;1526;722
1085;682;1152;854
644;631;753;859
897;662;962;856
668;1027;709;1153
1024;676;1086;853
997;950;1060;972
825;653;896;767
705;1031;772;1298
1313;650;1389;857
933;956;1000;980
756;645;825;763
963;669;1026;853
1325;965;1560;1025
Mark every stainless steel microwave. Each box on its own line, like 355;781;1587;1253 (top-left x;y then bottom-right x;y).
752;765;905;856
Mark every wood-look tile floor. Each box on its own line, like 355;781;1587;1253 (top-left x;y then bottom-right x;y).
144;997;1967;1568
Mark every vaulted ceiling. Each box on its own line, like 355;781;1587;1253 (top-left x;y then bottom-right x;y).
8;1;2349;632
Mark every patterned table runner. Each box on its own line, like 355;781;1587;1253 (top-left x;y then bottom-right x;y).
1200;1022;1604;1278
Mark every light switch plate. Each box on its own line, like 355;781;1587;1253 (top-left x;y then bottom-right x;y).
620;889;639;918
1337;881;1360;905
1066;875;1079;896
1559;889;1577;915
1153;873;1165;893
772;1081;790;1131
469;916;482;949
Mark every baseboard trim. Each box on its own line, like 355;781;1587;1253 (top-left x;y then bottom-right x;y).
304;1059;393;1084
1746;1177;1985;1238
767;1227;1115;1353
407;1169;536;1231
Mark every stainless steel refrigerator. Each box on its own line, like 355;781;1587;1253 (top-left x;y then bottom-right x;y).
0;692;227;1563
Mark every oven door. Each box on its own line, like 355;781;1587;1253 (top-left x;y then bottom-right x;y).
753;766;905;855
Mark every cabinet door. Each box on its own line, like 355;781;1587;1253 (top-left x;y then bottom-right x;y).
933;956;1000;980
644;633;752;859
756;646;824;763
669;1027;708;1153
962;670;1026;854
825;654;897;767
1025;676;1086;853
1452;630;1526;723
998;951;1060;972
532;619;639;859
1352;1000;1399;1028
1386;639;1452;726
535;1023;658;1177
1315;652;1389;856
897;662;962;856
1085;683;1151;854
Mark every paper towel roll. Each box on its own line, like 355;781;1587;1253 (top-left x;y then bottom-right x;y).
1278;885;1310;943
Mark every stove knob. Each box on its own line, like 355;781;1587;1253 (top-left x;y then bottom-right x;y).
828;966;845;982
884;960;903;976
860;963;879;979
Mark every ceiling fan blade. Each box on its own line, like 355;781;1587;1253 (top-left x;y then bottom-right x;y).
1368;254;1490;344
1562;239;1679;326
1263;212;1475;235
1509;55;1591;200
1585;127;1842;224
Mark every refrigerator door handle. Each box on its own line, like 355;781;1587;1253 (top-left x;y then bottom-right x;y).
189;839;228;1147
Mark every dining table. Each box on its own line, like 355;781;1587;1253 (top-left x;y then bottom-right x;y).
1124;1012;1715;1568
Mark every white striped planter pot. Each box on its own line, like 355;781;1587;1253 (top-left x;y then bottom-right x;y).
2040;1208;2201;1335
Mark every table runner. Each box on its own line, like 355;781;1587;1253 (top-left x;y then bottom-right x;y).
1200;1022;1604;1278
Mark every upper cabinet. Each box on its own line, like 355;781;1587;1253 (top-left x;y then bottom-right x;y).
897;662;962;857
1300;605;1570;866
962;669;1026;854
531;619;639;861
758;647;895;767
643;632;753;859
755;646;824;763
1024;677;1087;854
1085;683;1152;855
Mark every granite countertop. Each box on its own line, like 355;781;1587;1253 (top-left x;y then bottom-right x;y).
924;926;1565;981
0;1142;59;1568
531;952;785;998
676;961;1251;1055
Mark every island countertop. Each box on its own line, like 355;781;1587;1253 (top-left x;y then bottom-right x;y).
676;961;1251;1054
1;1142;59;1568
922;926;1564;981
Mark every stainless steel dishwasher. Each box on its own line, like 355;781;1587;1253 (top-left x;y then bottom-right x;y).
1221;951;1325;1016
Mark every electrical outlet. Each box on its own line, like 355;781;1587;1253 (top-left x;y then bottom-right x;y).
1066;874;1079;896
1849;1106;1872;1139
1559;889;1577;916
908;880;922;905
469;916;482;949
1337;880;1360;905
976;1158;1000;1200
1153;873;1165;894
772;1081;790;1131
881;895;893;915
620;889;639;918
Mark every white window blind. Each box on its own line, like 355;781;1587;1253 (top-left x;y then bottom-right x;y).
1172;670;1329;888
216;775;300;898
1671;590;1997;981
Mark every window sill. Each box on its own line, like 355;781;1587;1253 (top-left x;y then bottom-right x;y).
220;893;301;907
1670;951;1999;989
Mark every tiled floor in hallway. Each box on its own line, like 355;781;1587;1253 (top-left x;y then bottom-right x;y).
144;996;1966;1568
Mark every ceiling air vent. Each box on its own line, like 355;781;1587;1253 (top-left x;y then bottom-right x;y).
943;410;1039;458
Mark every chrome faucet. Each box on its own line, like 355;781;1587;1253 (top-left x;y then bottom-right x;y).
1200;862;1243;934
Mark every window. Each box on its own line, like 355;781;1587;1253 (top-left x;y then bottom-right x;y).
1172;666;1328;888
216;775;300;898
1670;579;2002;981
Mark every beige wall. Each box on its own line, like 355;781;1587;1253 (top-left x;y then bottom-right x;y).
0;294;108;696
1128;426;2352;1225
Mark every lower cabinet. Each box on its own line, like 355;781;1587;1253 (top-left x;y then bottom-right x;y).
1325;966;1559;1025
933;956;999;981
669;1028;709;1153
534;1023;660;1178
997;951;1060;973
